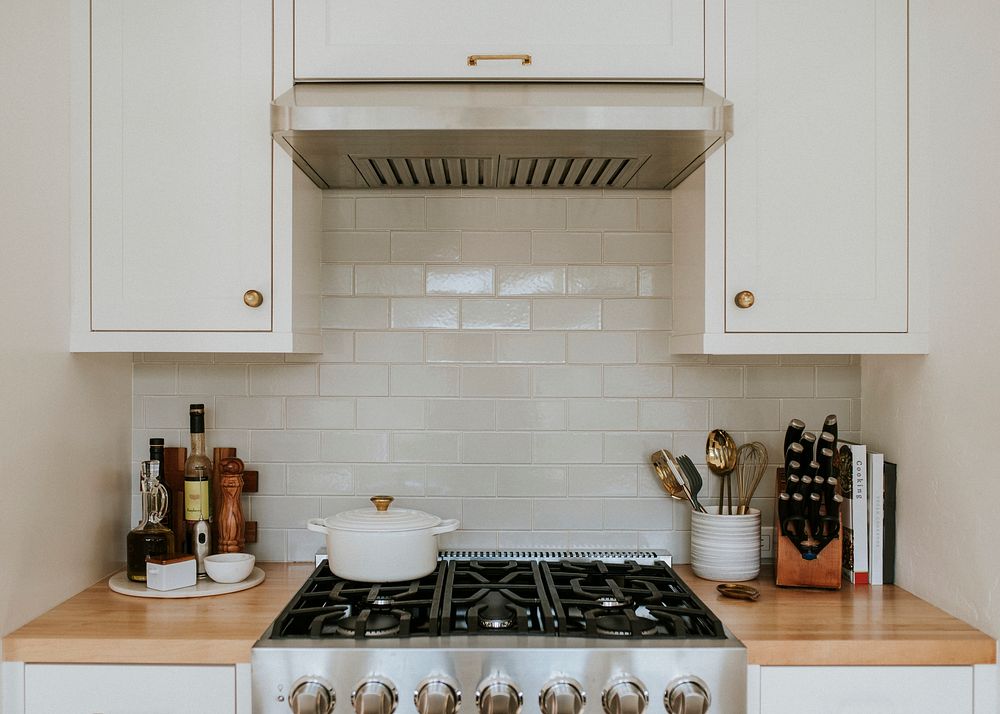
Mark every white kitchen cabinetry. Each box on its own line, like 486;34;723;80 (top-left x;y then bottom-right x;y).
672;0;927;354
72;0;320;353
22;664;240;714
293;0;704;81
754;666;973;713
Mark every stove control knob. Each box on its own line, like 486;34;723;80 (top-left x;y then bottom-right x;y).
353;679;398;714
415;678;461;714
664;677;710;714
476;677;523;714
289;677;335;714
601;677;648;714
540;679;585;714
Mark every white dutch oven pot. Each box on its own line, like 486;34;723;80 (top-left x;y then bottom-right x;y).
307;495;460;582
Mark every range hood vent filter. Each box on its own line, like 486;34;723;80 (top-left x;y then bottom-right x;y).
500;156;646;188
351;156;497;188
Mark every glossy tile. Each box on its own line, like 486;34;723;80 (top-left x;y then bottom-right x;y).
390;365;460;396
496;333;566;364
391;231;462;263
531;232;602;264
603;232;672;263
356;397;426;430
355;265;424;296
532;299;601;330
496;399;567;431
321;297;389;329
355;332;424;363
461;299;530;330
498;198;566;230
320;364;389;396
322;232;390;262
497;267;566;296
567;332;637;364
533;366;603;397
425;399;495;430
567;266;637;296
461;365;530;397
285;397;356;429
425;333;495;363
426;266;494;295
390;298;460;329
462;231;531;263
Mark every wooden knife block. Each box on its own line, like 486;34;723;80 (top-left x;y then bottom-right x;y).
774;467;843;590
160;446;258;553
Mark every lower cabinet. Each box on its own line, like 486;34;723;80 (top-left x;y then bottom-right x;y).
751;666;974;714
22;664;243;714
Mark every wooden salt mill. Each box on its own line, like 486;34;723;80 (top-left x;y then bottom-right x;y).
217;457;246;553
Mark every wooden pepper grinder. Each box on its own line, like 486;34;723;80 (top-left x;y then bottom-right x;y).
217;457;246;553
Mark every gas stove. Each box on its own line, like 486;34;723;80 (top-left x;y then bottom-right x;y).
252;553;746;714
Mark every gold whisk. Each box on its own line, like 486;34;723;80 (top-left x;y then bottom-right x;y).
735;442;769;514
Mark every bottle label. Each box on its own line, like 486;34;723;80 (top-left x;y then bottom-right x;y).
184;480;211;520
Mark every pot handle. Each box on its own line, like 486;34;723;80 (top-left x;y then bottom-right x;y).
430;519;460;536
306;518;330;534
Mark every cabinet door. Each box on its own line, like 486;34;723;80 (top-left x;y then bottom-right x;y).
24;664;236;714
758;666;973;714
90;0;272;331
724;1;908;333
294;0;704;80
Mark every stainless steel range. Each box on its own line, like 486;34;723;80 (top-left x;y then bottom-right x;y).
252;552;746;714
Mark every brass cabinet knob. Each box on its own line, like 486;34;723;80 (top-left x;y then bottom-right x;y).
243;289;264;308
734;290;755;309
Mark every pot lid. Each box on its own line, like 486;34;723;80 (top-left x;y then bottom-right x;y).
324;496;444;533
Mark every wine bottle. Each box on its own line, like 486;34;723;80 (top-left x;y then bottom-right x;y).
126;461;175;581
183;404;213;577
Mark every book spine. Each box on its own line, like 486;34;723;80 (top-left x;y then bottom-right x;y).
868;453;885;586
883;463;898;584
850;444;869;584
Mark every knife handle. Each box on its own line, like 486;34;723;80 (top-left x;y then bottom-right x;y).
798;432;817;462
823;414;838;443
783;419;806;454
786;474;801;496
808;492;822;539
784;443;805;473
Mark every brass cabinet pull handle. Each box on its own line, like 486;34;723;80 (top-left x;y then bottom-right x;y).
243;289;264;308
734;290;755;309
467;54;532;66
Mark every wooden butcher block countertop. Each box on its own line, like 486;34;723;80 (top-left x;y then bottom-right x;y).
3;563;995;666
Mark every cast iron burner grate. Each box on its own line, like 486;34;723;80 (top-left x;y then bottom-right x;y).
266;558;724;641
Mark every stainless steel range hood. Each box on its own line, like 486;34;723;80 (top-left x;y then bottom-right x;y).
271;83;732;191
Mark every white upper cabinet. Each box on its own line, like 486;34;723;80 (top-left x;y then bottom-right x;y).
293;0;705;81
73;1;321;352
671;0;926;354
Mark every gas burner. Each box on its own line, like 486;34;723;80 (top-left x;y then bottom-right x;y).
596;595;627;608
472;591;517;630
333;611;401;638
594;612;657;637
367;595;395;607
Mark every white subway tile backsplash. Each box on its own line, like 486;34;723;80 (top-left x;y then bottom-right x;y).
321;431;390;462
390;365;460;396
322;297;389;329
567;399;637;431
462;232;531;263
391;298;460;329
567;198;637;230
532;232;602;264
425;333;495;363
499;198;566;230
178;365;247;395
136;191;859;560
216;396;283;429
533;432;603;463
603;233;672;264
496;400;567;431
357;197;425;230
250;365;318;396
390;231;462;263
286;397;356;430
357;397;426;430
496;333;566;364
604;366;672;397
321;264;354;295
355;265;424;296
426;399;495;430
461;299;531;330
532;299;601;330
567;332;637;364
426;266;494;295
286;464;354;495
498;267;566;296
355;332;424;363
534;366;603;397
322;232;390;262
567;267;637;296
320;364;389;396
497;466;566;496
603;299;672;330
427;197;497;230
463;433;532;463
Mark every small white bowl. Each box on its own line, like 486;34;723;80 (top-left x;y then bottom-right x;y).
204;553;255;583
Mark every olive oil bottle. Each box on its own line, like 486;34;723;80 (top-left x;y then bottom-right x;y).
126;460;175;581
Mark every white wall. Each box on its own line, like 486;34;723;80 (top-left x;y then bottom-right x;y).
862;0;1000;647
0;0;132;667
136;190;861;562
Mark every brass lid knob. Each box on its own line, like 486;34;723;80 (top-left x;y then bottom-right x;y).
370;495;394;512
734;290;755;309
243;289;264;308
